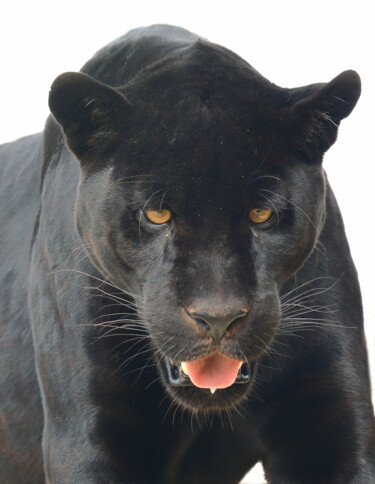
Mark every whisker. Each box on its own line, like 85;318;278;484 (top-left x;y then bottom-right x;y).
90;311;142;322
280;319;357;330
280;276;338;302
85;286;139;306
49;268;143;302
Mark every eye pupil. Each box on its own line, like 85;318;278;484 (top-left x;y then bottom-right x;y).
145;209;172;224
249;208;273;224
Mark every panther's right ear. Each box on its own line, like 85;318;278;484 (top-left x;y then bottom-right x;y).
49;72;131;163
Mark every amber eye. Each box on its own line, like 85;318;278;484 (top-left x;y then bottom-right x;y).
249;208;273;224
144;208;172;224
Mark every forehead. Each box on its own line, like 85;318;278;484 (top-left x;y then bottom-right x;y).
114;47;300;204
120;100;290;177
119;42;291;166
116;106;292;205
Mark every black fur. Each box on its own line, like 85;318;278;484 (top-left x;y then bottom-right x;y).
1;25;374;483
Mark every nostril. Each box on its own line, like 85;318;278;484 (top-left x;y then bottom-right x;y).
186;307;249;341
193;317;212;333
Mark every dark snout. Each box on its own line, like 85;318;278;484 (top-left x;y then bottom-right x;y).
175;237;256;343
186;305;250;342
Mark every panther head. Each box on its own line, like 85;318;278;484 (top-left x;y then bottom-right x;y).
49;44;360;411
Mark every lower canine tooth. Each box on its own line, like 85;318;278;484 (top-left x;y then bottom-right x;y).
210;388;217;394
181;362;189;376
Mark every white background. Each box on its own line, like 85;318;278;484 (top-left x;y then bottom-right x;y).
1;1;373;482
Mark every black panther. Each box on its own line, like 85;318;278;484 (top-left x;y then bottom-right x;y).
0;24;374;483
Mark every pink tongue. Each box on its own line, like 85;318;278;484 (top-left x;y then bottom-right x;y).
184;352;242;389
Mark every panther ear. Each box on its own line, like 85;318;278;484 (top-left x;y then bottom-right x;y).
287;70;361;156
49;72;130;163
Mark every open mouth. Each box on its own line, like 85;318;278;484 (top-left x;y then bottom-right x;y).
167;351;252;394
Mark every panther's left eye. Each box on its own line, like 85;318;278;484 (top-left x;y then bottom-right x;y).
249;208;273;224
144;208;172;225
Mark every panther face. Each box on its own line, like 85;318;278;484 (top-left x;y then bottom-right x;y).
48;43;360;411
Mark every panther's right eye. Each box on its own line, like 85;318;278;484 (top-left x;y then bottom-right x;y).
249;208;273;224
144;209;172;225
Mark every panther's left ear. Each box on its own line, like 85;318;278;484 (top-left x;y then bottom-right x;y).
49;72;131;164
287;70;361;156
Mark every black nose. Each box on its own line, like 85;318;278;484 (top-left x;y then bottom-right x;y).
187;307;249;341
